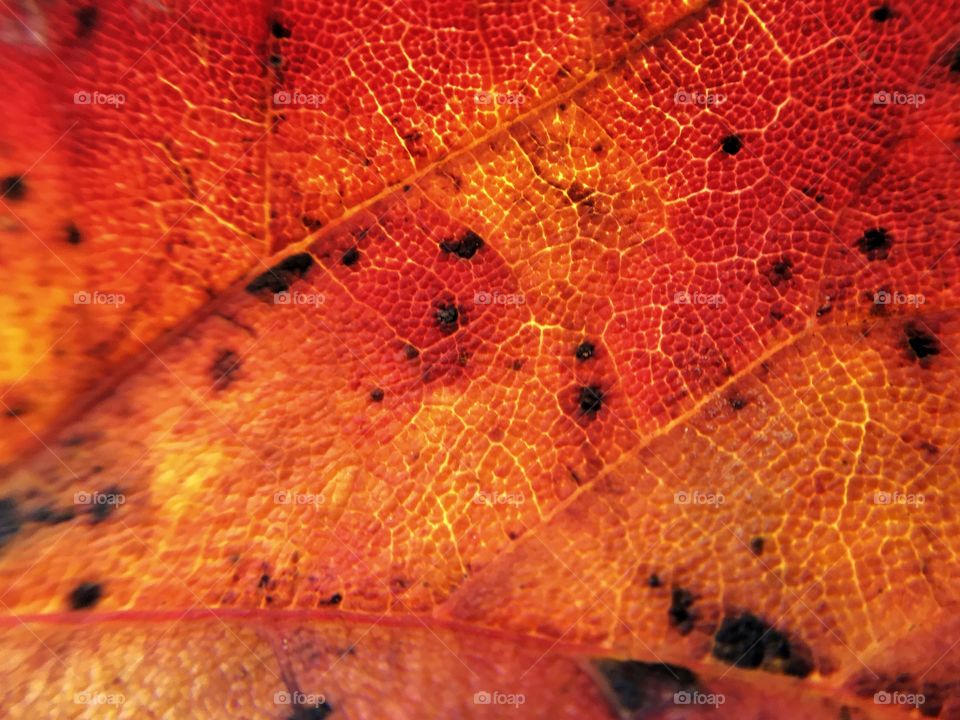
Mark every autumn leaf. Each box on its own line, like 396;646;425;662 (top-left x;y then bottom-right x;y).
1;0;960;718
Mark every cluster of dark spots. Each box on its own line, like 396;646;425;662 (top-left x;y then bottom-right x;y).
577;385;604;416
593;658;699;713
246;252;314;295
440;230;484;259
575;341;595;361
712;612;813;677
0;497;21;547
75;5;99;37
29;505;75;525
801;186;825;203
434;303;460;333
288;701;333;720
65;222;83;245
68;581;103;610
668;587;695;634
369;388;384;402
211;349;242;390
90;485;123;523
270;18;292;39
856;227;893;261
567;181;594;204
0;175;26;201
301;215;323;232
750;537;764;555
870;4;893;22
766;256;793;287
904;322;940;362
720;134;743;155
341;246;360;266
647;573;662;588
727;391;748;411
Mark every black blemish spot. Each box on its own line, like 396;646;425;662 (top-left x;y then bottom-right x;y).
322;592;343;605
246;253;314;295
920;441;939;456
341;246;360;266
440;230;484;259
370;388;384;402
713;612;813;677
870;4;893;21
0;497;21;547
258;574;270;589
647;574;662;588
770;307;785;321
435;303;460;333
301;215;323;232
721;134;743;155
905;323;940;361
271;19;292;39
592;142;604;154
403;344;420;360
816;303;833;318
268;54;282;67
668;587;695;634
288;701;333;720
5;403;27;418
29;506;75;525
856;227;893;261
65;223;83;245
90;485;122;524
766;257;793;287
728;392;748;411
68;581;103;610
578;385;604;416
594;659;698;713
211;349;241;390
512;359;524;370
0;175;26;201
75;5;99;37
575;342;595;361
750;537;764;555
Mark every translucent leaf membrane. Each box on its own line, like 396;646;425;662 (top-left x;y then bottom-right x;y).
1;0;960;717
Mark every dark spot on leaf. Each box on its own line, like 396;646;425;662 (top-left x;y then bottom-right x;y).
211;349;241;390
0;498;21;547
301;215;322;231
440;230;484;259
268;54;282;66
370;388;384;402
65;223;83;245
29;506;75;525
271;19;292;39
578;385;604;416
721;134;743;155
435;303;460;333
1;175;26;201
713;612;813;677
258;574;270;589
728;392;748;410
856;227;892;261
403;344;420;360
594;658;698;713
341;246;360;266
90;485;122;524
575;342;595;361
905;323;940;361
816;303;833;318
567;182;594;203
668;587;695;634
647;574;662;588
246;253;314;295
870;4;893;21
750;537;764;555
68;581;103;610
75;5;99;37
288;701;333;720
322;592;343;605
766;256;793;286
